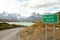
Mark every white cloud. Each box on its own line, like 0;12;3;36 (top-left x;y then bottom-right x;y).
0;0;21;13
21;0;60;14
0;0;60;17
22;0;59;8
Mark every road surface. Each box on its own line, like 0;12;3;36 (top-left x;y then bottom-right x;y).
0;27;25;40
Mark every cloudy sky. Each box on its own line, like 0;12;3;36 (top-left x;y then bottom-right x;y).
0;0;60;17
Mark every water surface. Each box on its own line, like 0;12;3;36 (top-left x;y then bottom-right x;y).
6;22;34;26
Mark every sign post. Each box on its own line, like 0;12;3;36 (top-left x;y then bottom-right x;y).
42;14;58;40
45;24;48;40
53;24;55;40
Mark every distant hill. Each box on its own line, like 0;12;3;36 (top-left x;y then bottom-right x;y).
57;12;60;20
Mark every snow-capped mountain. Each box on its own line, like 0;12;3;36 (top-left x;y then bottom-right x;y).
0;12;20;22
20;13;42;22
0;12;42;22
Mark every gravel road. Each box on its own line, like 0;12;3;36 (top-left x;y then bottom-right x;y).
0;27;25;40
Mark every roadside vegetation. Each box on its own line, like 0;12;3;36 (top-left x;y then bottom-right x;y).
0;22;26;31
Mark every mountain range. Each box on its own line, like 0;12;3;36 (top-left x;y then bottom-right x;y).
19;13;42;22
0;12;42;22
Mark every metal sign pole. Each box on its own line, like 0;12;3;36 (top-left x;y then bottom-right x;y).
53;24;55;40
45;24;48;40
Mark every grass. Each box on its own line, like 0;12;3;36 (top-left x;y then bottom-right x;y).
0;22;26;31
20;24;60;40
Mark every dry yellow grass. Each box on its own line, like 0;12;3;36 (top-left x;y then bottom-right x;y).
20;12;60;40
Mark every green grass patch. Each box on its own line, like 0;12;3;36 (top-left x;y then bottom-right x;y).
0;22;26;31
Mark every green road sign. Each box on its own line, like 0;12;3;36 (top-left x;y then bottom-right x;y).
42;14;58;24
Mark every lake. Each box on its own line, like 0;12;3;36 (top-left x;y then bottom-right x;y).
6;22;34;26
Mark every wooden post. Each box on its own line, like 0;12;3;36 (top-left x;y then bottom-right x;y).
53;24;55;40
45;24;48;40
